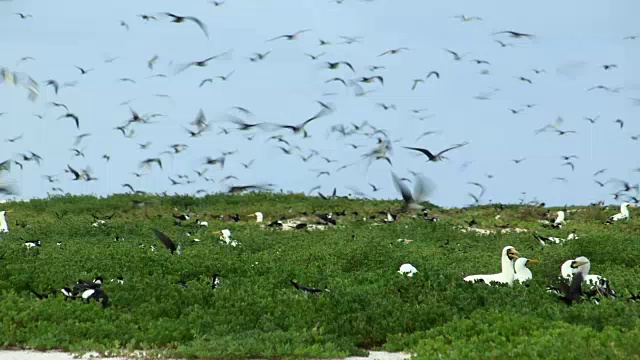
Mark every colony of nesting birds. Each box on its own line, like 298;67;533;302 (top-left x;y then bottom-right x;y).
0;185;636;308
0;1;639;316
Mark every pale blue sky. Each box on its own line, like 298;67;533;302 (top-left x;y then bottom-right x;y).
1;0;639;207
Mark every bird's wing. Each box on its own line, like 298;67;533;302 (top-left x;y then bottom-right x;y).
391;172;413;204
153;229;176;252
186;16;209;38
403;146;435;159
436;142;468;156
412;173;435;202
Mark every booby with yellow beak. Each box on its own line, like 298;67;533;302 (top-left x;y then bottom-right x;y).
213;229;238;246
464;246;520;286
513;258;539;284
248;212;264;223
605;202;634;224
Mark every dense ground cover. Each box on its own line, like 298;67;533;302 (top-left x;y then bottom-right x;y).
0;193;639;359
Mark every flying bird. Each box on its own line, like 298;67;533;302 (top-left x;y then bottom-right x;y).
267;29;311;41
162;12;209;38
403;142;468;162
391;172;435;210
378;48;409;56
493;30;535;38
58;113;80;129
152;229;177;254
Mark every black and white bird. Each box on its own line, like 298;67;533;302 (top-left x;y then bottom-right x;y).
404;142;468;162
23;240;41;248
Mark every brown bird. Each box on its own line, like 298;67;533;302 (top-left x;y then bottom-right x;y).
162;12;209;38
58;113;80;129
493;30;535;39
175;51;231;74
267;29;311;41
378;48;409;56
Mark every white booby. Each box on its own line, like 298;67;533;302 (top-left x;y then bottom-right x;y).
398;263;418;277
560;256;602;285
214;229;238;246
513;258;539;284
606;202;633;224
248;212;264;223
464;246;519;286
552;210;565;228
0;210;13;233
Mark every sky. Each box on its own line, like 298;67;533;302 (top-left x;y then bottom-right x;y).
0;0;639;208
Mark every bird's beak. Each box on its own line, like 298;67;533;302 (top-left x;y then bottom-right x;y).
247;214;256;217
213;231;222;235
5;210;14;213
527;259;540;265
507;249;519;259
574;261;589;267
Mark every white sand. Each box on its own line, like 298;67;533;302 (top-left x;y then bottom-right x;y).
0;350;413;360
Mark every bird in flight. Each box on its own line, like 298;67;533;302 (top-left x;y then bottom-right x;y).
175;50;231;74
378;48;409;57
404;142;468;162
161;13;209;39
391;171;435;210
267;29;311;41
493;30;535;39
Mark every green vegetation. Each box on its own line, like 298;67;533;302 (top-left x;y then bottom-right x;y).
0;193;639;359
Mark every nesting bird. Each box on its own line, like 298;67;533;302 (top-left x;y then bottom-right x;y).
398;263;418;277
463;246;519;286
214;229;238;246
560;256;602;285
552;210;565;228
605;202;633;224
248;211;264;222
0;210;12;233
513;258;539;284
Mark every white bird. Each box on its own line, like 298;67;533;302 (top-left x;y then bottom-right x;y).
606;202;633;224
464;246;519;286
398;263;418;277
0;210;13;233
248;211;263;222
214;229;238;246
560;256;602;285
552;210;565;227
513;258;539;284
197;220;208;227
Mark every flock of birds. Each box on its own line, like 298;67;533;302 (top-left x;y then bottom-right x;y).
0;2;638;208
0;2;638;313
0;189;637;307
